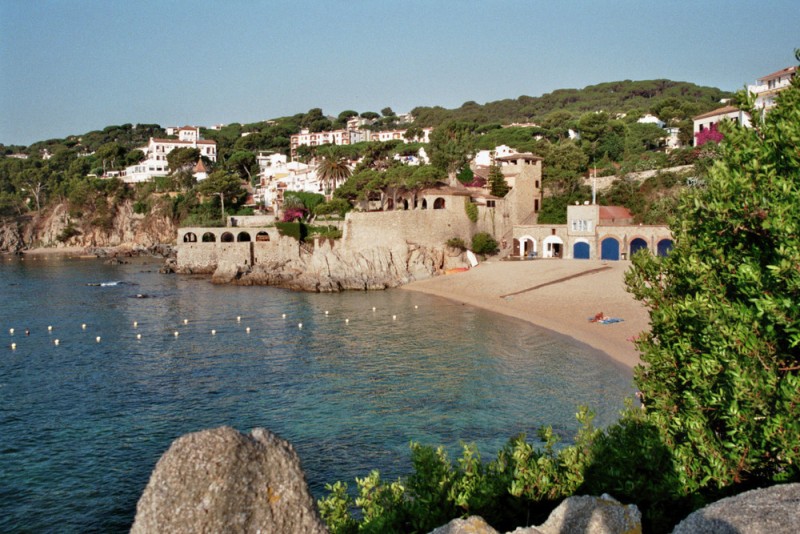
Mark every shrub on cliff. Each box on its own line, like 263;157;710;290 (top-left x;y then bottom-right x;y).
625;56;800;493
471;232;498;255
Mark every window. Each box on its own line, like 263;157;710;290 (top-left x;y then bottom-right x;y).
487;200;496;208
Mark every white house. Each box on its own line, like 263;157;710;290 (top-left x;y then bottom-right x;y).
637;114;666;128
473;145;516;167
692;105;751;141
121;126;217;183
748;66;797;111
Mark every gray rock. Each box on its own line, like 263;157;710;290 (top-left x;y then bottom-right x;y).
510;494;641;534
429;515;499;534
672;483;800;534
131;426;327;534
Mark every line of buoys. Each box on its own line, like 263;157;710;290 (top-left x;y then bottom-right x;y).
10;343;16;350
96;336;101;343
211;329;216;335
54;339;60;346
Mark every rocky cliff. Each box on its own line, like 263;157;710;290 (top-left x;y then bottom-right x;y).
183;237;469;292
0;200;177;253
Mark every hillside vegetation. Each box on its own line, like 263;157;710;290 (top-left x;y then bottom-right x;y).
0;79;732;234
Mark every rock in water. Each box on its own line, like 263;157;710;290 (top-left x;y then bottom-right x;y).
672;483;800;534
131;426;327;533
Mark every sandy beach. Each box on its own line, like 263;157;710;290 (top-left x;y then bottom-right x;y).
403;259;649;369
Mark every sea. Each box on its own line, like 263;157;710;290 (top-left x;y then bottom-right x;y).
0;254;635;532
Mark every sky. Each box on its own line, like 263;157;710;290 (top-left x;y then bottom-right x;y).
1;0;797;146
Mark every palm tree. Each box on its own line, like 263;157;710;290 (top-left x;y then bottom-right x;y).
315;146;352;195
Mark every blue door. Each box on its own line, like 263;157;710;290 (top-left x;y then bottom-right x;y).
630;238;648;257
657;239;674;257
573;242;590;259
601;238;620;260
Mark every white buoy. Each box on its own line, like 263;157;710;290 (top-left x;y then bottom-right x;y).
211;329;216;335
54;339;60;346
82;323;87;330
174;331;179;337
237;316;241;322
282;313;286;319
393;315;397;320
372;307;376;312
11;343;16;350
96;336;101;343
345;318;350;324
136;333;142;340
246;327;251;334
48;326;53;332
298;323;303;329
325;310;329;315
133;321;138;328
183;319;188;325
9;328;13;335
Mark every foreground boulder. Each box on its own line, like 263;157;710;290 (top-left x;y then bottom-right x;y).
431;494;640;534
131;426;326;533
672;483;800;534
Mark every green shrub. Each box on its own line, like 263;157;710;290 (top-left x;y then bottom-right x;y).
471;232;498;254
446;237;467;250
275;221;308;241
133;200;150;215
315;198;352;218
57;221;81;242
464;198;478;222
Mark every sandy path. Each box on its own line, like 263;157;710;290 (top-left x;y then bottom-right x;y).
403;259;649;369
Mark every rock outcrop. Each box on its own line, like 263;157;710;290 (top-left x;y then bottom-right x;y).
0;200;176;253
131;426;327;534
672;483;800;534
195;237;468;292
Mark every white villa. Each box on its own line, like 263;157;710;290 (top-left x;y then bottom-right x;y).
122;126;217;183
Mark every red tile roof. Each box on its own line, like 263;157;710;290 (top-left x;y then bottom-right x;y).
599;206;633;221
758;66;797;83
692;105;740;121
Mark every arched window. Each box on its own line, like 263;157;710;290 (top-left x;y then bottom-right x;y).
256;231;270;242
630;238;648;256
421;199;427;209
183;232;197;243
433;197;446;209
202;232;216;242
237;232;251;242
657;239;674;257
221;232;234;243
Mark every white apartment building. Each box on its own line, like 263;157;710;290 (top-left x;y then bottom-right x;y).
289;126;433;156
748;66;797;111
122;126;217;183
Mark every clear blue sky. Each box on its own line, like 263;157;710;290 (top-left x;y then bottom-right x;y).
1;0;797;146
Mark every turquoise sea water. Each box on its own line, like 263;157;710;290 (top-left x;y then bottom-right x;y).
0;255;634;532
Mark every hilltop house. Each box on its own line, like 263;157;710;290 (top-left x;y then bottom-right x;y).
692;65;796;143
122;126;217;183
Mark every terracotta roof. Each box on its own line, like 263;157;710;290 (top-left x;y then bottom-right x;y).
758;66;797;82
692;105;740;121
420;185;472;196
599;206;633;220
151;138;216;145
495;152;543;162
193;159;208;172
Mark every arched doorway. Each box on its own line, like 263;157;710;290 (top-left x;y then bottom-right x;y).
657;239;674;257
542;235;564;258
433;197;445;209
237;232;251;242
256;231;270;242
630;238;648;257
573;240;590;259
403;199;409;210
601;237;620;260
519;236;537;259
202;232;216;242
183;232;197;243
421;199;427;209
221;232;234;243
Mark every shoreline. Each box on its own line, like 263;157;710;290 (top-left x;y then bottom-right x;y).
403;259;648;369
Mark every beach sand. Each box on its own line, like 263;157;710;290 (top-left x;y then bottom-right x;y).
403;259;649;369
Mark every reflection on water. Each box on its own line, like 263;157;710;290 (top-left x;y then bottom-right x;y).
0;256;634;532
